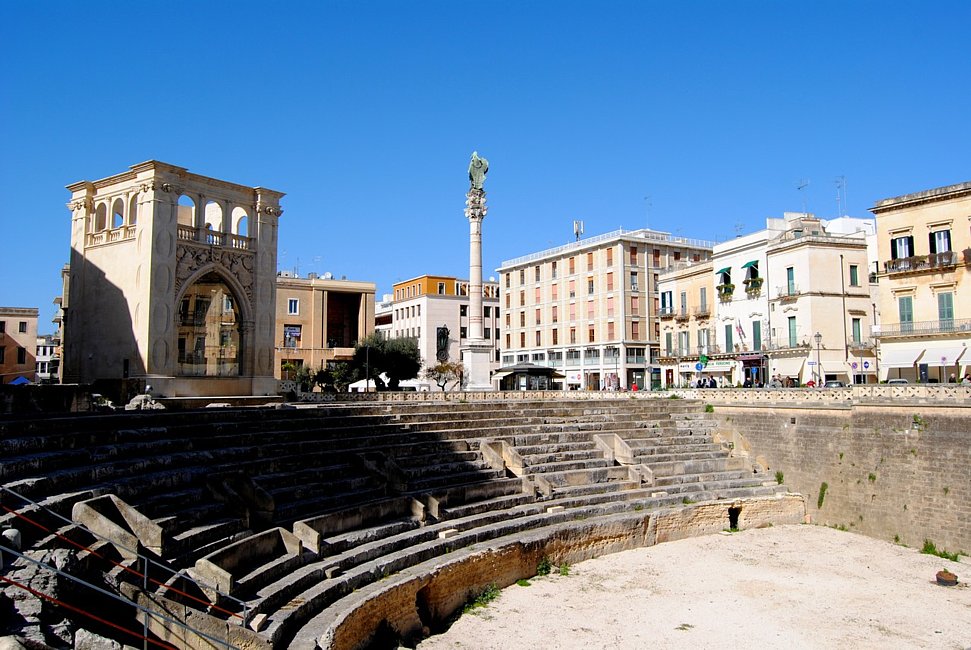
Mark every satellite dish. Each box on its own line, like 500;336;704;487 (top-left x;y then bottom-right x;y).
489;276;496;282
323;272;334;280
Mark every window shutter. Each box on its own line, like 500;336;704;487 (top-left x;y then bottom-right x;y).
928;231;936;255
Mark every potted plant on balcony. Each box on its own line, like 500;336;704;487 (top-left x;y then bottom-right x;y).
744;277;763;293
717;283;735;299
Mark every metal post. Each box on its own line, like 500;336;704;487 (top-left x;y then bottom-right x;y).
365;345;370;393
814;331;823;385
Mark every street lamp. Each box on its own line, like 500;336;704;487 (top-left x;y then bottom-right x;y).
814;332;823;385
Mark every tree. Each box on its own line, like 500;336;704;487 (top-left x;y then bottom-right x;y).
320;361;359;393
353;334;422;390
424;361;464;392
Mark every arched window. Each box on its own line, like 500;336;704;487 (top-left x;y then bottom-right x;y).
177;195;196;227
112;198;125;229
176;272;242;377
95;203;108;231
128;194;139;226
205;200;223;232
231;206;249;237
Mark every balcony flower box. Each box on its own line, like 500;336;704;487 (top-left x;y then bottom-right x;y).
743;277;763;292
716;283;735;300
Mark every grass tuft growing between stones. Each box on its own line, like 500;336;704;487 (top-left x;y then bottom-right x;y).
817;481;829;509
921;539;963;562
536;556;552;576
775;470;784;485
464;583;500;613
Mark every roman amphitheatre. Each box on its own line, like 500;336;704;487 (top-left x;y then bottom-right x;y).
1;386;968;649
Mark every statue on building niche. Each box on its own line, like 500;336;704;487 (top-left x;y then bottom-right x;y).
436;325;450;362
468;151;489;191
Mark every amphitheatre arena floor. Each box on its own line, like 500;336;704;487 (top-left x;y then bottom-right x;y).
417;524;970;650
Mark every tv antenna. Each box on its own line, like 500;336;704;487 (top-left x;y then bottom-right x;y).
835;176;846;217
573;219;584;241
796;179;810;214
644;195;652;230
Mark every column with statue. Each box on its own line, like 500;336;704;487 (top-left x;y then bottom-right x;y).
462;151;495;391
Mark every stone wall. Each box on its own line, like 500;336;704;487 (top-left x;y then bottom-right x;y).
711;403;970;554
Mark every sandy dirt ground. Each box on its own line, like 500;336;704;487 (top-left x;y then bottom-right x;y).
417;524;970;650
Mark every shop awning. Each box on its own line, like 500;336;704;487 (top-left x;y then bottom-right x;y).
715;267;732;275
491;371;513;381
772;357;805;377
880;347;924;369
919;341;968;366
741;260;759;269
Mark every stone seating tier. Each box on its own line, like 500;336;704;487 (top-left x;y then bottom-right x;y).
1;398;800;650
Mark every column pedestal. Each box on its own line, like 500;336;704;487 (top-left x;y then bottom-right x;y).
462;340;494;391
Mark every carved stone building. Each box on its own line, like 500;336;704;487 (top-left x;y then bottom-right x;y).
62;161;284;396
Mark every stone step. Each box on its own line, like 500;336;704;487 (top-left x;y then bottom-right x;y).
522;458;612;475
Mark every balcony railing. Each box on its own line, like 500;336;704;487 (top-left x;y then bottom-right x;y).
847;338;875;350
716;284;735;300
658;344;725;359
693;306;711;319
85;225;137;247
659;308;675;319
674;310;690;322
178;225;254;251
744;277;764;293
883;251;959;275
776;285;800;300
874;318;971;337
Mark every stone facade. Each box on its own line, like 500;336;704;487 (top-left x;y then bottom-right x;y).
658;213;877;387
0;307;38;384
63;161;284;397
390;275;501;384
712;403;971;553
275;273;376;378
497;229;715;390
870;181;971;382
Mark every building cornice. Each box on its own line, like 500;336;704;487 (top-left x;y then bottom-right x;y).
870;181;971;214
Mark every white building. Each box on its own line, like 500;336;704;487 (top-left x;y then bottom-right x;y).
390;275;501;387
35;334;59;383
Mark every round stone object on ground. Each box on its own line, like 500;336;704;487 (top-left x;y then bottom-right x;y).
417;525;970;650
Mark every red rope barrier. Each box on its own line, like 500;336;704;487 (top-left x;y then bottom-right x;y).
0;503;243;620
0;574;179;650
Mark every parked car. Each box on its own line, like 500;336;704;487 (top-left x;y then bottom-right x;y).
887;378;909;384
823;380;846;388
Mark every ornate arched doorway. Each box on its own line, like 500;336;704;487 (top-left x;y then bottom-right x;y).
176;272;243;376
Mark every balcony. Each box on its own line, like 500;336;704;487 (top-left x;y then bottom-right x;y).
776;285;800;301
743;276;764;294
674;310;690;323
874;318;971;338
847;338;875;350
659;308;675;320
658;344;725;359
883;250;961;276
716;284;735;301
178;225;254;251
693;306;711;319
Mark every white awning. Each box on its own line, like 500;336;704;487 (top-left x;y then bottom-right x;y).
880;347;924;369
771;357;805;377
491;371;513;381
919;341;968;366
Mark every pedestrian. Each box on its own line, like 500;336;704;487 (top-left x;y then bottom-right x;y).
963;374;971;386
948;373;956;383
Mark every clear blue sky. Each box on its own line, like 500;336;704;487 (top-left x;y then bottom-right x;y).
2;1;969;328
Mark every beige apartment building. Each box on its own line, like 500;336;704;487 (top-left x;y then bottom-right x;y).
497;229;714;390
390;275;501;387
658;213;876;387
274;272;376;378
0;307;39;384
62;161;284;397
871;181;971;382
